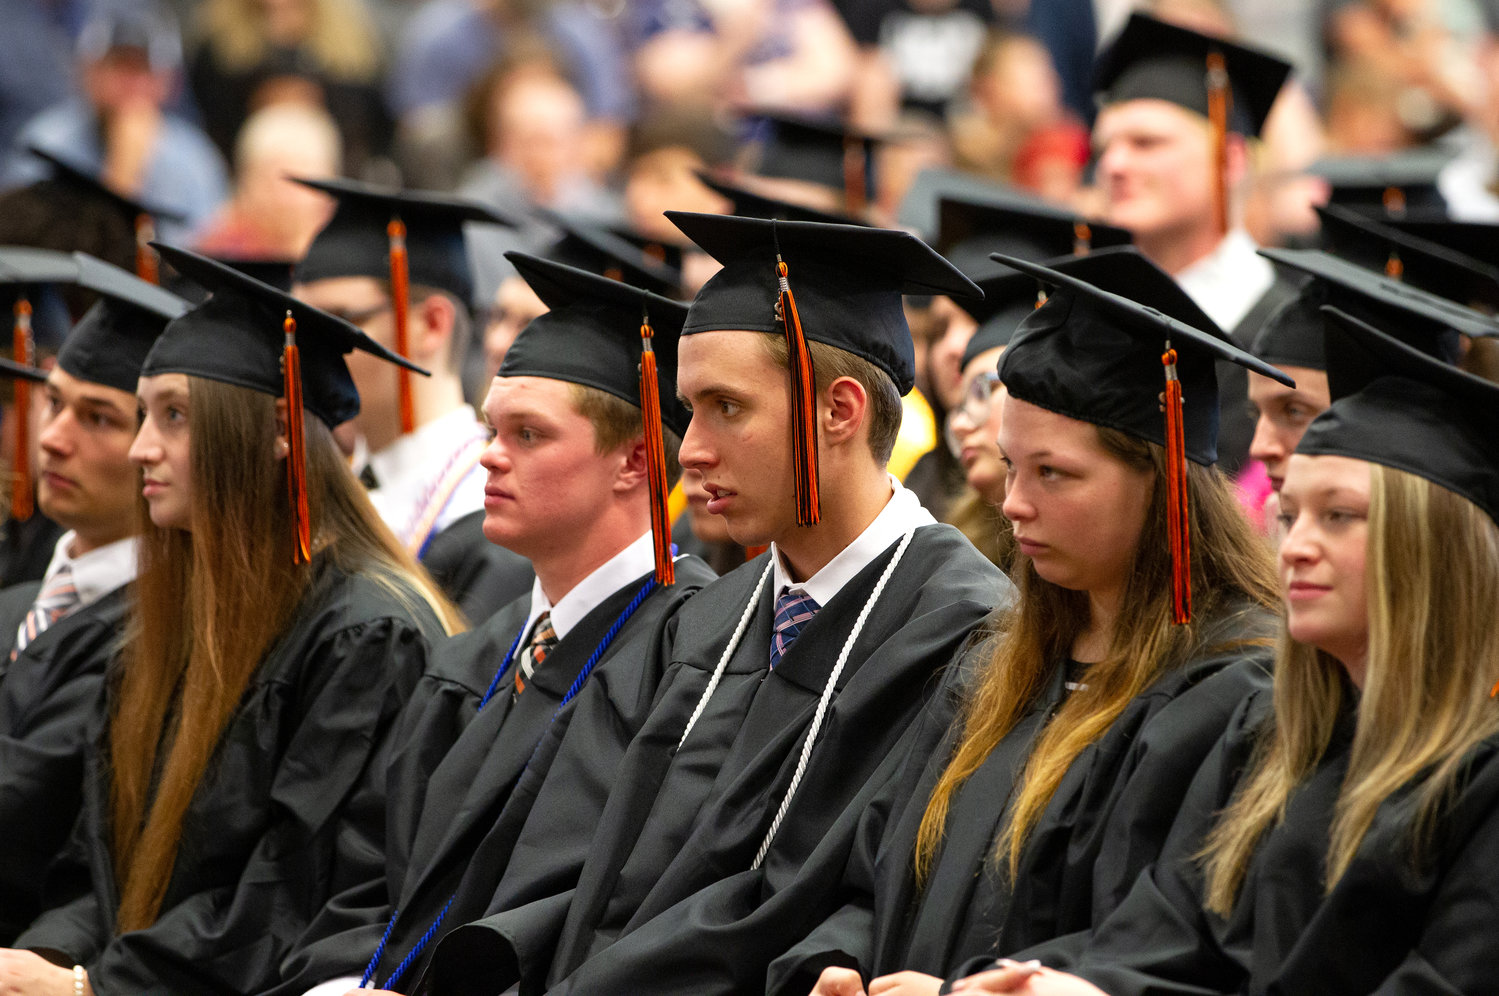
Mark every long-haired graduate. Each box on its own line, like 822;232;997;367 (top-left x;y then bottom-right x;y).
1;247;459;994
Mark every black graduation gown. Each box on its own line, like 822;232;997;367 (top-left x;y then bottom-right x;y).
0;582;128;944
420;509;534;627
15;558;445;994
268;555;717;995
423;524;1007;996
1007;691;1499;996
0;512;65;588
767;601;1276;994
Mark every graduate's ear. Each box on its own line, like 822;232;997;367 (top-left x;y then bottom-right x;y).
614;437;650;494
822;375;868;450
413;292;457;364
272;398;290;462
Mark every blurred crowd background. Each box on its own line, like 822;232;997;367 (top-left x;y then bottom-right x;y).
3;0;1497;299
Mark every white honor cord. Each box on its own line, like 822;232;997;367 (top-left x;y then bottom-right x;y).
677;559;775;750
751;528;916;870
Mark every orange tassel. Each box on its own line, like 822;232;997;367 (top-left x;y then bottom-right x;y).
387;217;416;436
1072;220;1092;256
282;311;311;565
842;136;867;216
134;214;159;285
10;298;32;522
1382;186;1407;218
638;317;674;586
1385;251;1404;280
1162;346;1191;625
777;258;820;526
1205;52;1231;240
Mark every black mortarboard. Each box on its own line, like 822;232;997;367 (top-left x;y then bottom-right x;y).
1313;153;1448;217
0;247;85;351
146;244;427;428
743;112;880;213
56;253;188;393
669;212;981;394
606;224;686;274
502;251;690;583
1315;203;1499;309
535;210;682;297
501;252;690;436
1299;306;1499;525
936;192;1131;277
1246;274;1324;371
1381;214;1499;269
0;357;47;383
1258;248;1497;365
292;176;515;304
1092;13;1291;136
994;250;1290;465
960;246;1211;368
698;174;865;226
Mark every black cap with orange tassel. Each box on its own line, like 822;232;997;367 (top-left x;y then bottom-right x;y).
499;251;692;584
990;249;1294;624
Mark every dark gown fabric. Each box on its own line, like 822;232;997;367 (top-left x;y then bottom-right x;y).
422;524;1008;996
15;558;446;995
420;509;534;628
0;513;65;588
268;555;717;995
0;582;128;944
989;688;1499;996
768;600;1276;994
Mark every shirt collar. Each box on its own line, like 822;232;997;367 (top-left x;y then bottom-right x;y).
522;530;657;642
1175;229;1276;333
771;476;935;607
44;532;138;608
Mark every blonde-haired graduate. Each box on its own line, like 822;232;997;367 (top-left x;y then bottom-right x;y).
1;247;458;995
951;308;1499;996
774;249;1285;996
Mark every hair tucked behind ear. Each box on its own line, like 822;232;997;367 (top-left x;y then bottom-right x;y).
110;378;458;932
1201;464;1499;914
915;427;1278;883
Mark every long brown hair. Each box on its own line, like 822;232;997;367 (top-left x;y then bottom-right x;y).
1202;463;1499;913
915;427;1278;882
109;378;458;932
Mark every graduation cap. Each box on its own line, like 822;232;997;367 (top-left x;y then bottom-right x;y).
1312;152;1448;217
502;251;690;582
0;357;47;384
1315;203;1499;309
698;174;865;226
669;211;980;525
147;243;428;563
936;192;1131;277
1299;306;1499;529
606;224;686;275
26;145;184;283
1258;248;1497;366
535;210;682;297
1093;13;1291;235
54;253;189;394
743;112;881;216
291;176;515;437
993;249;1292;623
1381;214;1499;270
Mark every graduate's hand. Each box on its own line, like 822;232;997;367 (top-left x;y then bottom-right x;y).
0;949;90;995
868;970;943;995
811;966;868;995
950;961;1107;995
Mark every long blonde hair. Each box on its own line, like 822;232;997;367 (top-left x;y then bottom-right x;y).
1202;463;1499;913
196;0;380;80
109;378;458;932
915;427;1278;882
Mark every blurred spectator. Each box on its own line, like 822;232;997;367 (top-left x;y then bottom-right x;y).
621;108;735;245
1323;61;1414;152
187;0;390;176
4;2;227;243
195;101;341;258
0;0;83;156
872;113;953;224
1435;14;1499;220
626;0;858;116
841;0;1016;127
389;0;636;187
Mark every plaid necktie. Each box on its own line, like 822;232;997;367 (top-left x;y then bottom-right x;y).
514;611;558;695
770;587;820;669
13;562;80;659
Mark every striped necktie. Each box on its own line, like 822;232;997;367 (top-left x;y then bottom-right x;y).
515;611;558;695
13;562;80;659
770;587;820;669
